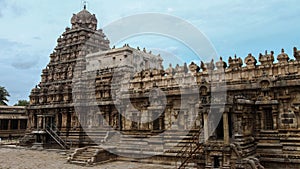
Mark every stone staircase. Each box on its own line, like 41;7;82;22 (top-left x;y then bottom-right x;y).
68;146;117;166
256;130;282;155
116;133;164;158
84;127;112;144
114;130;204;167
45;127;69;149
163;130;200;155
279;129;300;155
59;127;113;147
234;135;257;158
68;146;98;165
175;130;204;169
67;130;204;167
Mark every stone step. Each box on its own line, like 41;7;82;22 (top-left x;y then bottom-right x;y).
83;149;97;152
77;151;95;155
74;156;91;160
69;160;88;165
116;149;163;156
102;131;201;160
79;152;94;156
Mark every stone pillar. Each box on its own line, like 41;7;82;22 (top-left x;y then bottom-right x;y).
273;114;278;130
223;154;231;169
62;109;67;128
160;113;165;130
18;120;21;130
188;103;195;129
272;105;278;130
148;110;153;130
259;111;264;130
8;120;11;130
223;112;230;145
205;155;213;169
43;116;46;129
26;113;31;129
203;111;209;142
37;116;40;130
171;110;178;129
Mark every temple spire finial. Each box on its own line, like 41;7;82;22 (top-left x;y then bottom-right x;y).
83;0;87;10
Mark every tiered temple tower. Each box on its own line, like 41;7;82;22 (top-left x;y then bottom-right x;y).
26;7;110;147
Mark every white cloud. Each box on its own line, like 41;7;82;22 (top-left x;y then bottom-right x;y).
167;7;174;13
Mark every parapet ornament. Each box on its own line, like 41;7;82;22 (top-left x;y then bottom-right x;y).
277;48;289;63
244;53;257;69
259;50;274;66
228;55;243;70
216;57;227;70
294;47;300;61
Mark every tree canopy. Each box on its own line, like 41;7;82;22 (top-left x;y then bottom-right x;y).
14;100;29;106
0;86;10;106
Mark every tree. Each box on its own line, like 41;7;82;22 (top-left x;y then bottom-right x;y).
0;86;10;106
14;100;29;106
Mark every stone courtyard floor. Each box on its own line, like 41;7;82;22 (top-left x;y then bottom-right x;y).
0;147;174;169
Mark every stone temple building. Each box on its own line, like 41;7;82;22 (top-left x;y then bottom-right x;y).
23;6;300;169
0;106;27;139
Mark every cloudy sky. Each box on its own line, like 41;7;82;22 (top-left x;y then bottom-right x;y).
0;0;299;105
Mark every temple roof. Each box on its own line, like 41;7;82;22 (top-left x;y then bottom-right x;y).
71;7;97;30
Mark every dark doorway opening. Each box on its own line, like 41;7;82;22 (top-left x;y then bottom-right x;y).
66;111;71;136
0;119;9;130
11;120;18;130
57;113;62;129
264;108;273;130
153;112;160;130
213;156;221;168
215;117;224;139
228;113;233;138
20;119;27;129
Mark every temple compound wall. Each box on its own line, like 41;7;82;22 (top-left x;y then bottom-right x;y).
25;7;300;169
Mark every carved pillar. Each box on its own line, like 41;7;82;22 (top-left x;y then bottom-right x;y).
43;116;46;129
148;109;153;130
204;110;209;142
62;109;67;128
205;152;212;169
223;112;230;145
188;102;195;129
37;116;42;130
28;112;33;129
272;105;278;130
223;153;231;169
